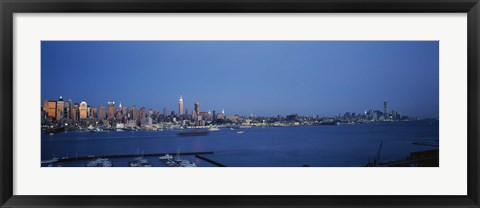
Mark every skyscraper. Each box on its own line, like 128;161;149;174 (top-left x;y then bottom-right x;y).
79;101;88;119
87;105;91;118
163;107;168;120
91;107;97;119
130;105;138;121
107;102;115;119
99;105;105;120
154;108;159;120
43;99;49;113
71;103;79;120
139;107;146;119
47;100;57;119
384;99;388;120
122;105;127;116
64;99;72;119
179;95;184;115
117;102;123;118
56;96;64;121
194;102;200;116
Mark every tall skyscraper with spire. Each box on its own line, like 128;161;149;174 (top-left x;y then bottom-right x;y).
179;95;184;115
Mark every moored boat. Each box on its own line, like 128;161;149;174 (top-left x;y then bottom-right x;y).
208;127;220;131
177;131;209;136
86;158;113;167
159;154;173;160
129;157;152;167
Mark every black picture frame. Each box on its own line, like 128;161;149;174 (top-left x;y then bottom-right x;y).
1;0;479;207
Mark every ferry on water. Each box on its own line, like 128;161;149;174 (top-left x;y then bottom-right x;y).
177;131;209;136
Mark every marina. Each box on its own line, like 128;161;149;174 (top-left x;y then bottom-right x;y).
42;120;439;167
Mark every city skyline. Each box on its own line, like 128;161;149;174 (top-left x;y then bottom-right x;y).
42;94;417;120
42;41;439;118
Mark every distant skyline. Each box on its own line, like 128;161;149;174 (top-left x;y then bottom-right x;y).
41;41;439;118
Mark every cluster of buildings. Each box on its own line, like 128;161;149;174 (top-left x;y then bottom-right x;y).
41;95;229;130
41;96;414;131
336;100;413;123
242;100;413;127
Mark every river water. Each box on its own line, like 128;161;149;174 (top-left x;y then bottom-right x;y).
41;119;439;167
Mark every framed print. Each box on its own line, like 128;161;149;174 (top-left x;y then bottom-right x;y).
1;0;479;207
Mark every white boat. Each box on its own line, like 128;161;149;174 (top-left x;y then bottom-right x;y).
208;127;220;131
86;158;112;167
133;157;148;164
230;127;235;130
160;150;197;167
179;160;197;167
165;160;178;167
237;131;245;134
129;157;151;167
159;154;173;160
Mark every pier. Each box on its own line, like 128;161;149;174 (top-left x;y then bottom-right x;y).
195;154;226;167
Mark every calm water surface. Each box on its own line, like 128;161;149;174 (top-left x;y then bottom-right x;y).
41;120;439;167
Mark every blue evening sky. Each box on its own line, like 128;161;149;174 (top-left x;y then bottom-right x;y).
41;41;439;118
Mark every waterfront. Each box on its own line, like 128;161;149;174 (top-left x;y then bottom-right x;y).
41;119;439;167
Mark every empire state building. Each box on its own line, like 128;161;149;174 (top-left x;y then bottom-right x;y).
179;95;184;115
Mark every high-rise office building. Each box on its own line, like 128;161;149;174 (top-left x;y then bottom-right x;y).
43;100;49;113
163;107;168;119
99;105;105;120
384;99;388;119
87;106;91;118
179;95;184;115
56;96;64;121
194;102;200;116
130;105;138;121
122;105;127;116
64;99;72;119
191;110;197;120
139;107;146;119
71;103;79;120
47;100;57;119
107;102;115;119
79;101;88;119
115;108;122;120
91;107;97;119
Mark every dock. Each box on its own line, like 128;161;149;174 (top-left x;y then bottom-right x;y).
195;154;226;167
